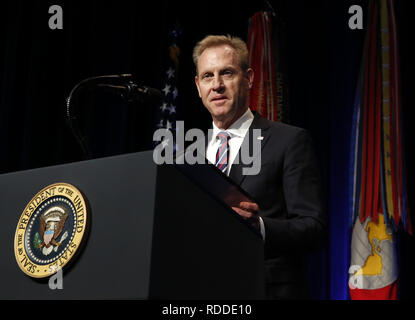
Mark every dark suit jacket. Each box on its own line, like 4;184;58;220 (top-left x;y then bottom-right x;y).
228;111;326;299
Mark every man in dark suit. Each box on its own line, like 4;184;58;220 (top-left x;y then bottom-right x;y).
193;34;326;299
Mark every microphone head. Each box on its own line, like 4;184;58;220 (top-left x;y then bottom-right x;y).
95;78;162;103
141;86;162;99
140;86;162;105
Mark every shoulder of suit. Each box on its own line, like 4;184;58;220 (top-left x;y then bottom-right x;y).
255;113;307;135
251;114;311;147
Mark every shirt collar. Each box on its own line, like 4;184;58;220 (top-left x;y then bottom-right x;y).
211;108;254;140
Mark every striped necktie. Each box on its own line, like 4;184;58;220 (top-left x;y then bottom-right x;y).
215;131;231;174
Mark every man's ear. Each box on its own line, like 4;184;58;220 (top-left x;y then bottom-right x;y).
246;68;254;89
195;75;202;98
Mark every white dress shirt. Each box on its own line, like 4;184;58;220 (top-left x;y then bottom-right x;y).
206;108;254;174
206;108;265;240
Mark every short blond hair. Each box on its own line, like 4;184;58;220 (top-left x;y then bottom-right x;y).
193;34;249;73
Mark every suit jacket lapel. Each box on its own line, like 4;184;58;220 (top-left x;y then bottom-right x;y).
229;111;271;186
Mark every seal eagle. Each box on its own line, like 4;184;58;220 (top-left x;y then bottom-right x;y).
39;206;68;249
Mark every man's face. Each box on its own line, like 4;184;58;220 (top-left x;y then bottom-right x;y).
195;44;253;128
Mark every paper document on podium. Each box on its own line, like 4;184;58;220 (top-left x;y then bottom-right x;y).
173;160;254;209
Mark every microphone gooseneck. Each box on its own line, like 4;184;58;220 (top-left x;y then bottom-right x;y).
65;74;158;160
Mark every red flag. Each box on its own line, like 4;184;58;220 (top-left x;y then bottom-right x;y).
247;12;279;122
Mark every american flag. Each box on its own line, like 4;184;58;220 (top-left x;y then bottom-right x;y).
154;25;182;153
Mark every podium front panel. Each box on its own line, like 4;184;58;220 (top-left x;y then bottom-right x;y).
0;151;156;299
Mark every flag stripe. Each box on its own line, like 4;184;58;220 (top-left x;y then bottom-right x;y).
350;281;398;300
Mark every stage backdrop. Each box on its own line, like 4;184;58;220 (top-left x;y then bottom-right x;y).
1;0;414;299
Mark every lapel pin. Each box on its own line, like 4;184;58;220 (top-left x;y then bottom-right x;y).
257;136;264;140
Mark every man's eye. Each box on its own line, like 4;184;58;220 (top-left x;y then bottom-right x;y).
223;70;234;76
202;73;212;79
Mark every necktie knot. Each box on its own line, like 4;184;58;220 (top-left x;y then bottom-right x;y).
217;131;230;142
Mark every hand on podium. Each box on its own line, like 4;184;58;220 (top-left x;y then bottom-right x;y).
231;201;260;232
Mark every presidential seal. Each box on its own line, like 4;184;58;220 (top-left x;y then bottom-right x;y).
14;183;88;278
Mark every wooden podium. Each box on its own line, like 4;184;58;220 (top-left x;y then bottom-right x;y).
0;151;265;299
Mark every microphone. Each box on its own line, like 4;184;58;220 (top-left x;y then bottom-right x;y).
66;74;160;160
97;82;161;102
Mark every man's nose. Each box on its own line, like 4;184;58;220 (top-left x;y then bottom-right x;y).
212;75;224;91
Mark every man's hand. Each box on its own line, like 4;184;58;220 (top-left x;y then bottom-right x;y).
231;201;260;231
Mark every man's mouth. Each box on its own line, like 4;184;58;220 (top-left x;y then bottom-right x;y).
211;96;228;103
